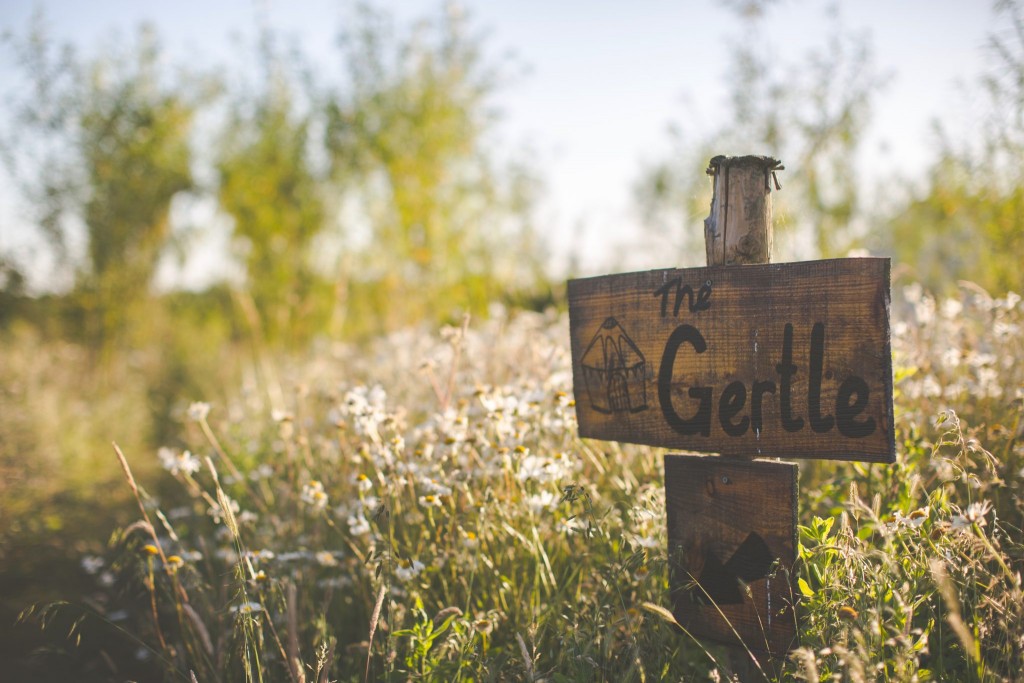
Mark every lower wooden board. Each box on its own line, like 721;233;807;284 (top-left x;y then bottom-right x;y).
665;454;797;656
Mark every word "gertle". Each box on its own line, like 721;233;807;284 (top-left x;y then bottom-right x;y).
657;321;876;440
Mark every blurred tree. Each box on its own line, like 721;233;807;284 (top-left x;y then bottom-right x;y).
325;4;543;332
1;18;201;348
881;0;1024;294
79;27;197;347
635;3;884;263
0;11;85;283
216;30;329;346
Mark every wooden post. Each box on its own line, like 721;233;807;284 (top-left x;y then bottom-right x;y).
565;154;894;682
704;155;783;266
706;154;784;680
664;455;796;677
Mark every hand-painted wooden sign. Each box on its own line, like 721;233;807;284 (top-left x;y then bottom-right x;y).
665;454;797;656
568;257;894;462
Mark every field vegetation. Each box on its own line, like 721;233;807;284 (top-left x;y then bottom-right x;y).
1;1;1023;681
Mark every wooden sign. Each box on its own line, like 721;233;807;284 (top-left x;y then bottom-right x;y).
568;258;894;462
665;454;797;656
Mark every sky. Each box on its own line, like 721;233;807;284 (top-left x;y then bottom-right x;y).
0;0;1004;290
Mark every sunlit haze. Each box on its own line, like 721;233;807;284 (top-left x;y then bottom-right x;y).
0;0;1000;289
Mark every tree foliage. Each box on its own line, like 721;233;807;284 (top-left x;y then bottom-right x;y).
1;19;201;346
79;28;198;343
216;33;328;346
326;5;542;331
637;1;1023;296
0;11;80;273
880;0;1024;294
630;3;880;266
636;4;883;264
2;4;544;347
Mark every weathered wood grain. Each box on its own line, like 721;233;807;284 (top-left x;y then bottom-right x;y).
704;155;782;266
568;257;895;462
665;453;797;656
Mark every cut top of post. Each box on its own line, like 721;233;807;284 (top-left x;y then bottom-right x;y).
704;155;784;267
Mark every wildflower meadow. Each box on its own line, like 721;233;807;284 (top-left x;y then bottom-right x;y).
3;2;1024;680
20;282;1021;682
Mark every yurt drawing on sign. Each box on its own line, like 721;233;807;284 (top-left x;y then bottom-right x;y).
581;317;648;414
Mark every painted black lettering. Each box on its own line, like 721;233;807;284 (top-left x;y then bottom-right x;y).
808;322;835;433
776;323;804;432
674;285;695;317
653;278;713;318
719;381;749;436
658;324;712;436
750;380;776;433
695;280;712;311
836;376;875;437
653;279;679;317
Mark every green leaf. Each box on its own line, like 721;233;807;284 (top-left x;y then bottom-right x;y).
814;515;835;537
798;578;815;598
